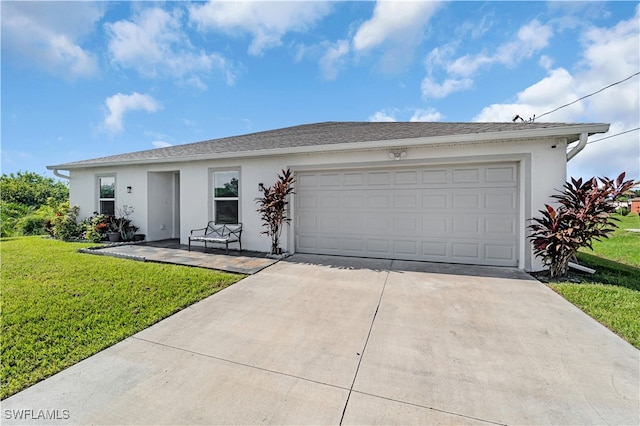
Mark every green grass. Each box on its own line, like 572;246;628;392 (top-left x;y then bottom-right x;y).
581;213;640;266
1;237;245;399
548;214;640;348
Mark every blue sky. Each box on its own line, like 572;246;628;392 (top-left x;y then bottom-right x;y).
2;1;639;182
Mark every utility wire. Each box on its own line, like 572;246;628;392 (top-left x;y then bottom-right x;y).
535;71;640;120
586;127;640;144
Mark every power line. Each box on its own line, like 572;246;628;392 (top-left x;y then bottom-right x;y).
586;127;640;144
535;71;640;120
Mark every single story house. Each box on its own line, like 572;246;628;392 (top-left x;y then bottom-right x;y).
47;121;609;272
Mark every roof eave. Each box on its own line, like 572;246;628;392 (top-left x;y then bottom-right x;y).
47;123;610;171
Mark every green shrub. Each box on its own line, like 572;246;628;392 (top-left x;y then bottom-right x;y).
0;202;31;237
617;206;630;216
50;203;80;241
16;215;47;235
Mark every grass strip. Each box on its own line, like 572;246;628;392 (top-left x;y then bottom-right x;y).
1;237;245;399
549;252;640;349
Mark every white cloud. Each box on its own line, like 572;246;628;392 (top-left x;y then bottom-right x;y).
189;1;332;56
319;40;350;80
421;76;473;99
369;110;397;122
352;1;441;73
152;141;173;148
104;93;161;133
474;6;640;180
1;2;101;78
448;20;553;77
369;108;444;122
106;7;235;87
353;1;440;52
410;108;444;122
424;19;553;99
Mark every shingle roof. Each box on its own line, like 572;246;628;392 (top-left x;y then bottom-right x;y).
48;121;607;169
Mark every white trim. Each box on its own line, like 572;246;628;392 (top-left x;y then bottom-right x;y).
210;167;241;224
96;174;116;215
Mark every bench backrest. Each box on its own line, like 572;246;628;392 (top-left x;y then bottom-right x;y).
205;222;242;238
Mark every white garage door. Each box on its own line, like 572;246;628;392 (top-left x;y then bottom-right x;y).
295;163;519;266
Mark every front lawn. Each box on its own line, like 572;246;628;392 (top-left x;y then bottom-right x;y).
547;214;640;349
1;237;245;399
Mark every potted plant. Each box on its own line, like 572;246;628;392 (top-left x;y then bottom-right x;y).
256;169;295;256
104;205;138;242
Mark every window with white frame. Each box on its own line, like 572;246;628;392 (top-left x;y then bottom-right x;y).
98;176;116;215
213;170;239;224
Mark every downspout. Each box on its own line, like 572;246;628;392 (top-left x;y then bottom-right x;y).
52;169;70;180
566;132;588;162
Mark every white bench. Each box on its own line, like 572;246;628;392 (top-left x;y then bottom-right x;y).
188;222;242;254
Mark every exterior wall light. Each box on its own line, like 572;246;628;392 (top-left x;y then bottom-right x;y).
127;186;132;193
388;151;407;161
258;183;265;192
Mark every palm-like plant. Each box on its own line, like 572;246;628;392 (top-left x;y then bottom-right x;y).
530;172;635;278
256;169;295;255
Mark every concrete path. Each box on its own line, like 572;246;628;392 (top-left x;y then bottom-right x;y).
3;255;638;425
82;243;278;274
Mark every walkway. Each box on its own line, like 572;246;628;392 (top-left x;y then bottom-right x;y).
81;239;278;274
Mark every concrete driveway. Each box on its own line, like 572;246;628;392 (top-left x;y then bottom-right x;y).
3;254;638;425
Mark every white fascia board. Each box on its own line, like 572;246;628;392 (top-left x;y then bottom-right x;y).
48;123;610;171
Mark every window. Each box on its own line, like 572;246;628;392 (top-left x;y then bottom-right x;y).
213;171;239;224
99;176;116;215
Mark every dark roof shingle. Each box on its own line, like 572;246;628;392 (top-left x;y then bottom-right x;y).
48;121;606;169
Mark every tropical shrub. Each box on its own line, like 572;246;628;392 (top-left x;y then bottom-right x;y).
256;169;295;255
617;206;630;216
50;202;80;241
529;172;636;278
0;202;31;237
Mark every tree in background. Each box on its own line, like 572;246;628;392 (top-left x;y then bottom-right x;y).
0;172;69;237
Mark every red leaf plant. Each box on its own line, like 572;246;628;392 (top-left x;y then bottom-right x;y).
529;172;635;278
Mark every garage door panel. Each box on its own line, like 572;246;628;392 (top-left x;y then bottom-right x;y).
297;174;319;188
299;215;317;230
422;241;448;257
423;193;448;209
343;172;365;186
368;239;390;254
368;172;391;185
486;165;517;183
452;243;480;259
368;194;391;209
296;163;518;266
422;169;448;184
318;194;340;208
319;214;341;229
393;215;419;234
422;215;449;234
485;244;515;262
453;168;481;184
318;236;340;250
394;170;418;185
452;217;480;234
485;217;516;235
343;238;364;252
485;191;517;210
394;193;418;209
452;193;481;209
394;240;418;255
